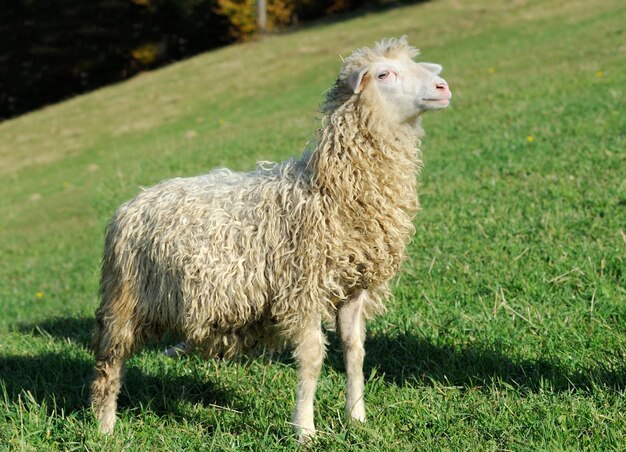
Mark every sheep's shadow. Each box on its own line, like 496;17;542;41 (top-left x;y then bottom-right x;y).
326;331;626;393
0;350;239;421
4;316;242;424
10;316;626;420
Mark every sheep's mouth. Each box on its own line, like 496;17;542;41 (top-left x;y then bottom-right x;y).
422;98;450;108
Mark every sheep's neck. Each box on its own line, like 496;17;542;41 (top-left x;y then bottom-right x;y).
309;116;421;292
312;117;420;212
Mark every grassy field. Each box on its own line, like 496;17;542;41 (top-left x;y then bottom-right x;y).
1;0;625;449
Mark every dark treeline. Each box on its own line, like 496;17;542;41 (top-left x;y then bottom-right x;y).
1;0;232;120
0;0;420;121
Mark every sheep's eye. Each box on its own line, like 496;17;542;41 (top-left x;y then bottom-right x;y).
377;70;390;80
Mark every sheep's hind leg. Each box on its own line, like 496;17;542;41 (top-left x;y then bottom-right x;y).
90;286;142;434
291;316;326;442
91;353;126;434
337;290;367;422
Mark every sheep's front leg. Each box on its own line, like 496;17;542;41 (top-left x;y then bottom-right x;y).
291;316;326;442
337;290;367;422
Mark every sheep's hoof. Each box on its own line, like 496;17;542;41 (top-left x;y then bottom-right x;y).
347;401;366;423
98;412;116;435
297;428;316;445
350;412;366;423
292;418;316;444
164;341;190;358
99;424;114;435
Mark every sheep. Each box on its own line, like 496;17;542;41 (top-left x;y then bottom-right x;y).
90;36;451;441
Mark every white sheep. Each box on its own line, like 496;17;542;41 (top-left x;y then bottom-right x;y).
90;36;451;441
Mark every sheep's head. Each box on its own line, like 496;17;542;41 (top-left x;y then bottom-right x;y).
325;36;451;126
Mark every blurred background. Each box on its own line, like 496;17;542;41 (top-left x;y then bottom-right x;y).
0;0;417;121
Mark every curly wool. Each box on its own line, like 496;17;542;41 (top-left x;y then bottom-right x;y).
95;37;423;360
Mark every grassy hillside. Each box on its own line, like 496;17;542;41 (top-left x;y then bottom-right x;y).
1;0;625;449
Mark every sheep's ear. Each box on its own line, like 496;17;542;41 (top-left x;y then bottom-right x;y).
347;66;369;94
421;62;443;75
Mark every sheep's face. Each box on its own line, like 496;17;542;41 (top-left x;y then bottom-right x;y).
349;56;451;124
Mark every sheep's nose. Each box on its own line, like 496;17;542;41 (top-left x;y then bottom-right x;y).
435;81;451;98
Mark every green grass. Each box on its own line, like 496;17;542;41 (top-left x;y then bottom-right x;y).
1;0;625;449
